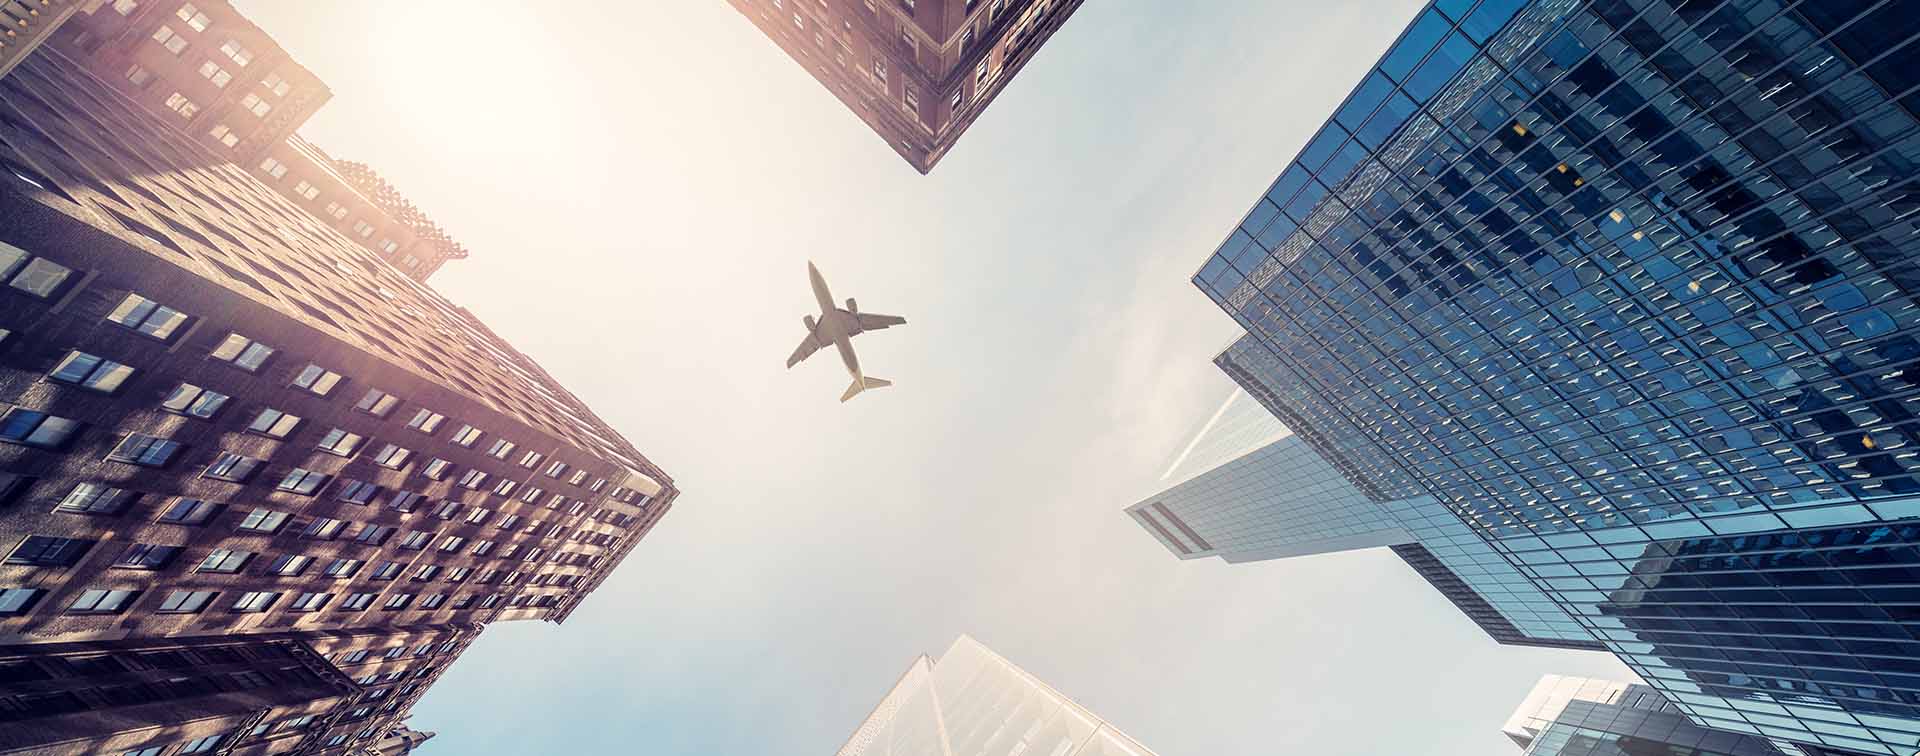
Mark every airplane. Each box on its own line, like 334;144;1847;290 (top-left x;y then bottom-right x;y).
786;261;907;402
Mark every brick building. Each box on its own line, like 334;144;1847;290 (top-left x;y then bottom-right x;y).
724;0;1085;173
45;0;469;281
0;41;676;754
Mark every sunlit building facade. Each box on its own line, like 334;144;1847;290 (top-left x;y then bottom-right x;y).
0;45;676;754
42;0;470;281
836;635;1156;756
723;0;1085;173
1502;674;1779;755
1192;0;1920;753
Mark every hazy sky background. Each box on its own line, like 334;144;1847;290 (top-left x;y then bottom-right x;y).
238;1;1634;753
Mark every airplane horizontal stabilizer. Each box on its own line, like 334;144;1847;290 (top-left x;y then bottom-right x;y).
840;376;893;403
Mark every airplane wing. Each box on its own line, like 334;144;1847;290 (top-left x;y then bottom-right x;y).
855;312;906;331
786;333;825;368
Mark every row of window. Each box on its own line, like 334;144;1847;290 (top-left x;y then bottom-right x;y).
0;580;561;621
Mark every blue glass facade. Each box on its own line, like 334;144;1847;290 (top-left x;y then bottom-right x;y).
1193;0;1920;753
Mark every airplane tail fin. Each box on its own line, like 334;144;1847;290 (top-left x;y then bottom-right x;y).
840;376;892;402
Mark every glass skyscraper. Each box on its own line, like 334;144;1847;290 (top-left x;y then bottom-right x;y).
1192;0;1920;753
1502;674;1780;755
834;635;1156;756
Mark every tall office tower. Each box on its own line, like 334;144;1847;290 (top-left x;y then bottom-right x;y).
723;0;1084;173
836;635;1156;756
1128;339;1602;650
0;45;677;754
1190;0;1920;752
1501;674;1781;755
41;0;470;281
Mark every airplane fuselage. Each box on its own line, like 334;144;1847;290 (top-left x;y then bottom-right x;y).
808;262;865;383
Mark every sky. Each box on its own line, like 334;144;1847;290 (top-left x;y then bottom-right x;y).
236;1;1635;753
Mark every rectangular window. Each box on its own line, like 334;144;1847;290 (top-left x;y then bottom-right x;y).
210;333;274;371
292;179;320;200
203;451;261;481
431;500;462;520
220;39;254;66
156;497;220;525
382;593;414;610
54;482;135;515
0;588;43;615
421;457;454;480
114;542;180;570
125;63;153;87
323;558;365;578
175;3;210;30
300;518;344;540
291;364;342;396
0;242;74;298
197;59;231;87
208;123;238;148
325;201;349;219
106;293;191;341
464;508;491;525
231;591;278;613
457;469;488;489
412;564;440;581
105;433;180;467
371;561;402;580
162;383;229;418
238;92;270;116
341;593;376;611
518;486;545;504
438;535;467;553
67;588;139;614
263;72;292;96
386;491;425;513
351;220;374;238
397;531;432;550
471;540;495;556
151;25;188;54
246;407;301;438
258;156;287;179
352;525;392;546
157;590;217;613
6;536;92;566
48;351;136;393
0;407;82;449
370;443;411;469
237;508;289;533
290;592;330;611
450;424;482;447
521;451;545;469
355;388;399;417
405;408;445;433
163;92;198;118
317;428;364;457
335;478;379;505
486;438;516;459
197;549;252;573
266;553;312;575
277;468;328;495
420;593;447;609
492;479;517;497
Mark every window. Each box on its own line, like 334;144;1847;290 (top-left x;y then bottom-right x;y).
180;733;227;754
208;123;239;148
162;92;198;118
114;543;180;570
397;531;432;550
175;3;211;30
371;561;402;580
335;478;379;505
873;57;888;84
156;498;220;525
290;592;330;611
106;293;191;341
237;508;289;533
451;594;475;609
386;491;425;513
0;242;74;297
377;238;400;254
438;536;467;553
292;180;320;200
219;39;253;66
262;72;292;96
431;500;462;520
480;594;502;609
151;25;188;54
6;536;92;566
904;86;919;113
157;590;217;613
382;593;414;610
291;364;342;395
496;514;521;530
420;593;447;609
125;63;154;88
447;567;472;582
449;424;482;447
457;469;488;490
486;438;516;459
491;479;517;497
351;220;375;238
951;86;965;114
324;201;350;220
210;333;274;371
0;408;81;448
258;156;287;179
359;445;410;472
353;525;393;546
229;591;278;613
68;588;139;614
499;544;519;560
323;558;365;578
518;486;545;504
471;540;495;556
412;564;440;581
543;460;568;478
113;0;138;15
197;549;251;573
355;388;399;417
405;408;445;433
203;451;261;481
238;92;270;117
300;518;344;540
247;407;301;438
340;593;376;611
315;428;363;457
464;508;491;525
197;59;231;87
163;383;229;418
267;553;312;575
277;468;328;495
54;482;135;515
589;477;608;492
105;434;181;467
569;470;589;486
421;457;454;480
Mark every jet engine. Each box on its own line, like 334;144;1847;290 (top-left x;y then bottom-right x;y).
803;315;816;332
846;298;858;314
